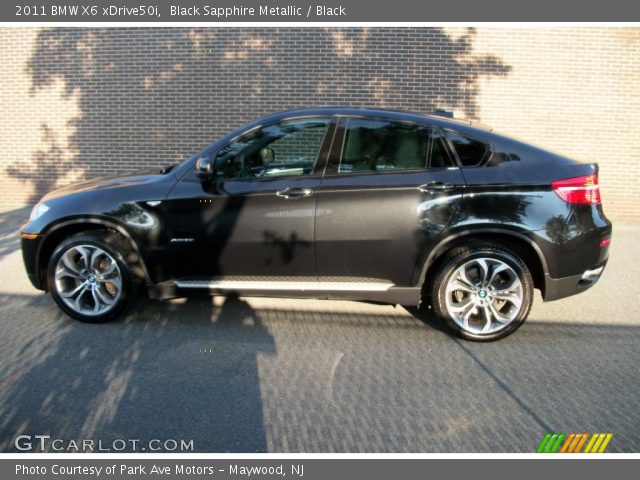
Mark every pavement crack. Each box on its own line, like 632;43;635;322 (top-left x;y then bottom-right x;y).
328;351;344;404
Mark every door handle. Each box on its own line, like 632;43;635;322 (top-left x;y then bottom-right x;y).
276;187;313;199
417;182;455;193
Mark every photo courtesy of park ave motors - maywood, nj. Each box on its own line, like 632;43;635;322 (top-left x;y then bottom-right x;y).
15;462;303;476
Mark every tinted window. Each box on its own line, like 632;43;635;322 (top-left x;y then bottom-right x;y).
339;119;428;174
215;118;330;179
446;130;490;167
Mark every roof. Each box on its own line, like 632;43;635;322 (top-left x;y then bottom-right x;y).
253;107;493;133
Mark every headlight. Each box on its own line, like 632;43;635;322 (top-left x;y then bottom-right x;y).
29;203;50;222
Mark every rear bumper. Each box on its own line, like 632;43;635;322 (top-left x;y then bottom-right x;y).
543;261;607;301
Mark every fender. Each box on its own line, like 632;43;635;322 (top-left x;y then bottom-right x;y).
413;226;550;287
37;215;152;285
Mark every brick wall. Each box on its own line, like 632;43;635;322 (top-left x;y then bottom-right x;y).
0;27;638;221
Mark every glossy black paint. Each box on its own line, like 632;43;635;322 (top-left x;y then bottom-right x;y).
21;107;612;304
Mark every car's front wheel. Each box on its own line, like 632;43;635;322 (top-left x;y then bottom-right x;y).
47;231;134;322
430;244;534;341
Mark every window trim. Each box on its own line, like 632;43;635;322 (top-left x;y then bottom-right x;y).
442;128;494;168
427;127;456;170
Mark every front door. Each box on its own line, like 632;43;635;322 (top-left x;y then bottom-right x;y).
165;117;334;280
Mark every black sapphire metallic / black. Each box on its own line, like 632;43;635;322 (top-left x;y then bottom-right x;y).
20;108;612;341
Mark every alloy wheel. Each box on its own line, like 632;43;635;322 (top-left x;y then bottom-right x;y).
444;257;524;335
54;244;123;316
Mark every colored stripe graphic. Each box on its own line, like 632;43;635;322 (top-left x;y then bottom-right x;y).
549;434;565;453
559;433;575;453
537;433;565;453
597;434;613;453
537;434;552;453
584;433;599;453
538;433;612;453
562;433;587;453
584;433;613;453
572;433;589;453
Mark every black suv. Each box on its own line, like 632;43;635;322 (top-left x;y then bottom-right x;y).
21;108;611;341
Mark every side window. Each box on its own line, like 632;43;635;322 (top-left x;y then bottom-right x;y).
215;118;330;179
445;130;491;167
339;119;428;174
429;129;454;168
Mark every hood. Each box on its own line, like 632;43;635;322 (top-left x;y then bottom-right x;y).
42;168;168;201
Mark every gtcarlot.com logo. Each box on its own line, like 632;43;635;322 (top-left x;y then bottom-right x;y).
14;435;194;452
536;432;613;453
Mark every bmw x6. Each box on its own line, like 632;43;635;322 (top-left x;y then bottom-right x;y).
20;108;612;341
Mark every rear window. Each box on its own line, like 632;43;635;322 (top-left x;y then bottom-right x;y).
446;130;491;167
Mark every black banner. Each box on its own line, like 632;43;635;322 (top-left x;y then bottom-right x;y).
3;0;640;22
3;459;639;480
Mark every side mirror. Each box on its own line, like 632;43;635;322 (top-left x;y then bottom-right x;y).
195;155;213;180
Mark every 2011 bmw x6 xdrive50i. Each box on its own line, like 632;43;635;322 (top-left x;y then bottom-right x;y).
20;108;612;341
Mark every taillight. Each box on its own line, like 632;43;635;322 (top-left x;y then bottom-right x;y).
551;174;601;205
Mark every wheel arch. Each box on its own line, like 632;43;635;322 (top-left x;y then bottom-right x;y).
37;217;150;290
417;228;548;296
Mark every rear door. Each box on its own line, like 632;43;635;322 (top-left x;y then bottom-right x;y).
315;116;465;287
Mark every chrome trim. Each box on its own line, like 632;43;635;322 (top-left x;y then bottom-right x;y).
581;266;604;282
175;279;394;291
276;188;313;199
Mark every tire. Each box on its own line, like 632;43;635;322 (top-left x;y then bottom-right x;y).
429;244;534;341
47;230;135;323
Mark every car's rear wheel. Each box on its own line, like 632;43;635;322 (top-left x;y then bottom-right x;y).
47;231;134;323
430;244;533;341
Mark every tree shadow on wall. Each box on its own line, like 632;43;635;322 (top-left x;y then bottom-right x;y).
12;27;510;204
6;125;72;206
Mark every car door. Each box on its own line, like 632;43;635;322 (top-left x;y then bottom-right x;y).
164;117;335;279
315;116;465;287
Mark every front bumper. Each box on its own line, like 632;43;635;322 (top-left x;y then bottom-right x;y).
20;233;46;291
